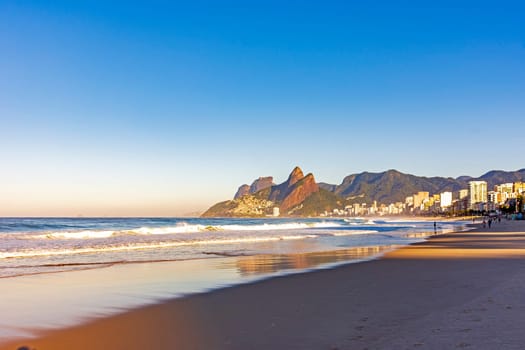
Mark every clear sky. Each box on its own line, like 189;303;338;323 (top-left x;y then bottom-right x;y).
1;1;524;216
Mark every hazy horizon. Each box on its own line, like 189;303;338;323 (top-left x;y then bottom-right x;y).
1;166;523;217
1;1;524;216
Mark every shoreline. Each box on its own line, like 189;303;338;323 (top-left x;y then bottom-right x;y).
6;221;525;350
0;220;454;344
5;219;525;349
0;219;475;349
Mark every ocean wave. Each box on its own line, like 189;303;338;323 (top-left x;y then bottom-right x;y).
37;230;117;239
30;222;343;239
212;222;341;231
330;230;378;236
379;219;426;223
344;219;377;225
0;234;319;260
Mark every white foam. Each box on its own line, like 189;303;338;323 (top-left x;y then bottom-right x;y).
130;224;206;235
213;222;341;231
0;234;319;260
344;218;377;225
378;219;425;223
330;230;378;236
0;220;395;263
37;230;117;239
29;222;343;239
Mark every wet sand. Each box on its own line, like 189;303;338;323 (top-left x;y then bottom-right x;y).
4;219;525;350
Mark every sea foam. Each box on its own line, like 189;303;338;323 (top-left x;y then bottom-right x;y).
32;221;343;239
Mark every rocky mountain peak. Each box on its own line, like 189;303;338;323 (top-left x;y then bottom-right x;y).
205;167;325;217
287;166;304;187
250;176;274;194
234;176;274;199
279;172;319;212
234;184;250;199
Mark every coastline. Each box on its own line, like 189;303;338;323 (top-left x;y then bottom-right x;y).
4;219;525;349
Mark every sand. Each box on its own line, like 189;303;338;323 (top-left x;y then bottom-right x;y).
4;219;525;350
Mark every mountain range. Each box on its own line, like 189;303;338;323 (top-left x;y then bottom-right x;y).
201;167;525;217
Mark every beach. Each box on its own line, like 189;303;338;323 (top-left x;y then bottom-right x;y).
2;218;525;349
5;1;523;348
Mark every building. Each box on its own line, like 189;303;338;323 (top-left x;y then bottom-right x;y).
488;191;501;204
413;191;429;209
495;183;515;202
452;197;469;213
458;189;469;200
486;191;499;211
353;203;361;216
440;191;453;209
514;182;525;194
469;180;487;210
272;207;280;217
495;183;513;194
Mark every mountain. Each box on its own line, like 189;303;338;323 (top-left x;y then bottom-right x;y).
277;171;319;212
478;169;525;187
234;185;250;199
288;188;346;216
234;176;274;199
201;167;320;217
250;176;274;194
330;170;466;204
446;169;525;189
268;167;307;203
322;169;525;205
201;195;275;217
318;182;337;192
202;167;525;217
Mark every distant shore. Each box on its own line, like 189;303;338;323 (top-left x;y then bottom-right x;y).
4;219;525;350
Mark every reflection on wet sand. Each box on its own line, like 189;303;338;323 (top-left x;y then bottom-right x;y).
403;225;467;239
231;245;397;276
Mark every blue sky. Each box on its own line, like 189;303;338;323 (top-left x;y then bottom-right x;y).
1;1;524;216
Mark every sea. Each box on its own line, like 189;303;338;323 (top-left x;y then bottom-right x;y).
0;217;468;341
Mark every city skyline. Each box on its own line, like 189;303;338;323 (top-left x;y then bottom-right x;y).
1;1;524;216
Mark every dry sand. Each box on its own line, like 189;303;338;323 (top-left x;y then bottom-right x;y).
4;219;525;350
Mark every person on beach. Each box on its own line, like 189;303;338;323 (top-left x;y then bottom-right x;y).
483;218;486;228
434;221;437;233
488;218;492;228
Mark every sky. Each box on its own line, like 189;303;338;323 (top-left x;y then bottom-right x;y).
1;1;524;216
